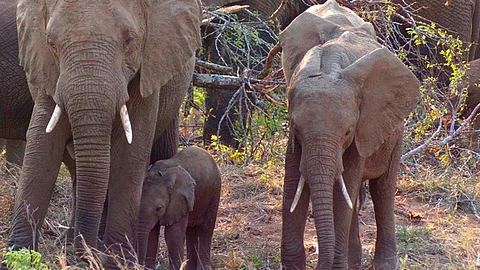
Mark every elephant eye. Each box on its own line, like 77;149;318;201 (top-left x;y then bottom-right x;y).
125;36;134;47
47;38;58;53
345;127;353;136
157;171;163;177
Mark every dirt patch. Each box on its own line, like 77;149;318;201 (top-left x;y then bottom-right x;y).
1;155;479;269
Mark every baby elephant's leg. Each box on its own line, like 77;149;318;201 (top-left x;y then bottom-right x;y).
185;227;198;270
196;195;220;270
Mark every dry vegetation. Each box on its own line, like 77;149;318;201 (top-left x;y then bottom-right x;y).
2;1;480;269
1;147;480;269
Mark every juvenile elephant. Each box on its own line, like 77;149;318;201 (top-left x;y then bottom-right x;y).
277;1;420;269
8;0;202;266
137;146;221;270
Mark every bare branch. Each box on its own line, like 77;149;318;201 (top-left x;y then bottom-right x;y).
195;59;233;74
260;42;282;78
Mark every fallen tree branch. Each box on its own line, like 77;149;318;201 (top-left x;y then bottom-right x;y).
192;73;285;90
202;5;250;26
401;102;480;161
195;59;233;74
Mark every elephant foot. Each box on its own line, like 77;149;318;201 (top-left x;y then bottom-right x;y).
369;257;397;270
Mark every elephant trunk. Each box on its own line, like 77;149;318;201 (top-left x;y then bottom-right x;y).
136;220;149;265
55;40;128;249
137;213;159;269
66;85;114;249
301;139;341;269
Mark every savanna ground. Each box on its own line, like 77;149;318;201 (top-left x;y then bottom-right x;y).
1;144;479;269
2;1;480;269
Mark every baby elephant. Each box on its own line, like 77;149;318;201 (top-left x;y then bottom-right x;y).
137;146;221;270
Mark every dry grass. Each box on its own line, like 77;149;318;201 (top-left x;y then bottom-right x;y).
1;149;480;269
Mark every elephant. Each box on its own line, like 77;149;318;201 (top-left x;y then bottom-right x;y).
137;146;221;270
391;0;480;61
458;58;480;150
0;0;81;240
0;0;33;167
7;0;202;266
201;0;317;148
277;1;420;269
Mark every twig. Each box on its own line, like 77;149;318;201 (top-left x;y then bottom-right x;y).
401;118;443;161
260;42;282;78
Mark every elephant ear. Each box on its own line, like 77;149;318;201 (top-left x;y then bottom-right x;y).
17;0;59;99
162;166;196;226
340;47;420;158
140;0;202;98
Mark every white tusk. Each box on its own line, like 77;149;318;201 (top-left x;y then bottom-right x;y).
339;175;353;209
46;105;62;133
120;104;133;144
290;175;305;213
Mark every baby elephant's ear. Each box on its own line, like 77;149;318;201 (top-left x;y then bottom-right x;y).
340;47;421;158
163;166;196;226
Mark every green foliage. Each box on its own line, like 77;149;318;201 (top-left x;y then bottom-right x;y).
356;0;476;171
3;247;49;270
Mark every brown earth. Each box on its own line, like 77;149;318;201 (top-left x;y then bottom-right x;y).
0;152;479;269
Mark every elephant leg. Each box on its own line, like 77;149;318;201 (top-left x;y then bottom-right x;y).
185;227;198;270
104;91;159;266
145;222;161;270
8;95;70;250
195;193;219;270
62;146;76;243
332;148;363;268
165;215;188;270
347;196;362;270
281;139;310;269
369;143;401;269
150;115;179;163
5;139;26;168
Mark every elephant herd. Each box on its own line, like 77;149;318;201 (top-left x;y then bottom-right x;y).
0;0;479;269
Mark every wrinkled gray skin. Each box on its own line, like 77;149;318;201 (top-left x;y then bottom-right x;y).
458;58;480;150
138;146;221;270
0;1;31;167
279;1;420;269
8;0;202;267
392;0;480;60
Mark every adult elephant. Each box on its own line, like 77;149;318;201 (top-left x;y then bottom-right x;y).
8;0;202;266
278;1;420;269
0;1;33;167
201;0;316;148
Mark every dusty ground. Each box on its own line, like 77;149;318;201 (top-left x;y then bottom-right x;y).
0;150;479;269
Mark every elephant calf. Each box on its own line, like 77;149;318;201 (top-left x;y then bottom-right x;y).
137;146;221;270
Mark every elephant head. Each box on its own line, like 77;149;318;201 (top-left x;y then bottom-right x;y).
137;164;195;266
15;0;201;249
280;1;420;267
